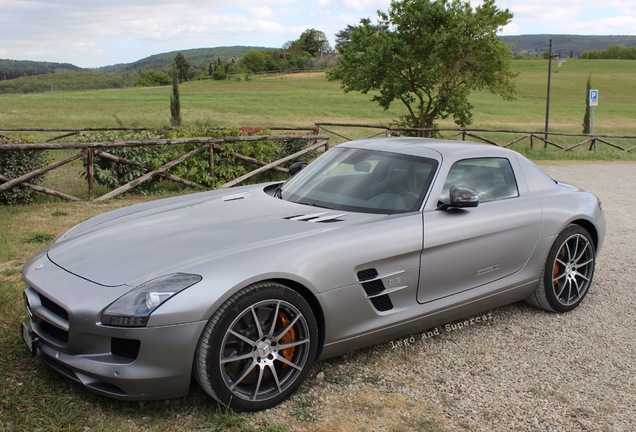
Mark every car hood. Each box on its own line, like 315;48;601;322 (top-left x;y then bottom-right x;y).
46;186;382;287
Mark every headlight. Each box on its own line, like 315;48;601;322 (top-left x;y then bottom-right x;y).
100;273;202;327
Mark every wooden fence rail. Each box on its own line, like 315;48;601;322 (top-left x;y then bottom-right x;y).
0;134;330;202
314;123;636;152
0;126;318;143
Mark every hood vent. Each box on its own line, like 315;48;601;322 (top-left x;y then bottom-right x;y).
284;212;348;223
222;191;256;201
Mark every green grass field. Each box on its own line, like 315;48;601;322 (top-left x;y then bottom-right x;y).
1;60;635;136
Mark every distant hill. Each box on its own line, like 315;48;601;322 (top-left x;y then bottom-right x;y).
98;46;268;73
0;59;84;80
501;35;636;58
0;70;140;94
3;36;636;93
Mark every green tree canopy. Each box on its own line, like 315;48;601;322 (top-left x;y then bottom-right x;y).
173;53;191;82
239;50;287;73
240;50;267;73
135;70;171;87
327;0;516;136
298;28;333;57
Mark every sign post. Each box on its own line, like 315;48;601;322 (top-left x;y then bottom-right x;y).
589;89;598;134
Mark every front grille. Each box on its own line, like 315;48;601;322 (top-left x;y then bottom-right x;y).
25;290;70;345
111;338;141;360
39;320;69;344
39;293;69;321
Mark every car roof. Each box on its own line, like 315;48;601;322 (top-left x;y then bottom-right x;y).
339;137;560;195
339;137;517;160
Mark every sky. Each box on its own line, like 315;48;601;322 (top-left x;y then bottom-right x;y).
1;0;635;68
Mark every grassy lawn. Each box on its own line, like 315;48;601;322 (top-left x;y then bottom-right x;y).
1;60;635;136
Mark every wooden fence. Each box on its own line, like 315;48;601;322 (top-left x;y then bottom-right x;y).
3;123;635;203
314;122;636;152
0;133;329;202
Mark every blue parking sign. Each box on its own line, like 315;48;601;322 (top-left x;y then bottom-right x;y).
589;89;599;106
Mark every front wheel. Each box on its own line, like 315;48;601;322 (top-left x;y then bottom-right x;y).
526;224;596;312
194;282;318;411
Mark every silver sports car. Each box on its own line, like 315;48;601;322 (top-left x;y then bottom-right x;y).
22;138;605;411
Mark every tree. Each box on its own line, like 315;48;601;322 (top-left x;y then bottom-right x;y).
582;75;592;134
240;50;267;73
135;70;171;87
327;0;516;136
170;64;181;127
173;53;191;82
282;29;333;70
298;28;333;57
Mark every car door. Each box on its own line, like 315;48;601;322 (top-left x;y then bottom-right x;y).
417;157;542;304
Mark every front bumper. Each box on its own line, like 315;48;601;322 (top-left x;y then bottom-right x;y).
22;254;207;400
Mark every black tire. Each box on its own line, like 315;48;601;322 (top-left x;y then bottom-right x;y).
526;224;596;313
194;281;318;411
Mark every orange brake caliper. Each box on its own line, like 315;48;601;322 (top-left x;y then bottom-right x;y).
277;312;296;363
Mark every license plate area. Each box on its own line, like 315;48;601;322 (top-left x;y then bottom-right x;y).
21;322;38;356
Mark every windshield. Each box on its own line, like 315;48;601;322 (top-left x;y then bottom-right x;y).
280;147;438;214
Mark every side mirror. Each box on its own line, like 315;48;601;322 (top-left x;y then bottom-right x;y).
288;162;307;176
437;186;479;210
449;185;479;208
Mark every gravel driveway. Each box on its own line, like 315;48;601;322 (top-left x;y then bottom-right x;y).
252;161;636;432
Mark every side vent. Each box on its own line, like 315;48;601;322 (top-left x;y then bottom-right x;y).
284;212;347;223
357;268;394;312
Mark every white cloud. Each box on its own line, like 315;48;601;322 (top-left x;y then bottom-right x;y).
248;7;275;19
0;0;634;67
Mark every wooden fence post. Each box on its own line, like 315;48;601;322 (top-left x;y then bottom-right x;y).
208;142;215;189
87;148;94;199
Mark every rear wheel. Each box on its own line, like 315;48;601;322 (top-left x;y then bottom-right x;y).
527;225;596;312
194;281;318;411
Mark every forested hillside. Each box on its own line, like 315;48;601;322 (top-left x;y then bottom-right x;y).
0;59;83;80
98;46;260;73
501;35;636;58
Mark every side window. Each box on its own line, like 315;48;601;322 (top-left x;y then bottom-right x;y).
440;158;519;204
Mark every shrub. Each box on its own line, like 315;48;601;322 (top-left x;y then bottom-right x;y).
134;70;171;87
0;136;48;205
76;126;321;194
163;127;277;186
165;126;319;187
77;130;164;192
